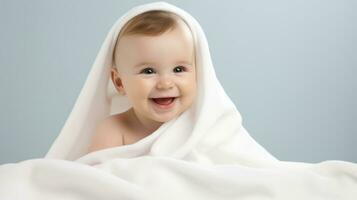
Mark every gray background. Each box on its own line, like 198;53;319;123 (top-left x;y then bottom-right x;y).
0;0;356;164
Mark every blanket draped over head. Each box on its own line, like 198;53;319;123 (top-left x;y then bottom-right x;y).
1;2;356;199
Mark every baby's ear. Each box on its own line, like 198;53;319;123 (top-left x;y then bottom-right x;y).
110;68;126;95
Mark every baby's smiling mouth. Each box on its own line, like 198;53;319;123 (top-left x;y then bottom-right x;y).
149;97;178;105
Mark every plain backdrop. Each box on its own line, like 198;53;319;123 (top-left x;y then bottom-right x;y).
0;0;356;164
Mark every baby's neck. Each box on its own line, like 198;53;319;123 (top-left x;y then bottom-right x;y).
125;108;163;136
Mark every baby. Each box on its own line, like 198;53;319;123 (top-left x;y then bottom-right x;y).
87;11;197;153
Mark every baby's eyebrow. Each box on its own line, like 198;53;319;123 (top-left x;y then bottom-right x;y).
133;61;192;68
176;61;193;67
133;62;155;68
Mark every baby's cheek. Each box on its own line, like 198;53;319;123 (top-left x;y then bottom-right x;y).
132;79;153;96
178;82;196;107
183;77;197;92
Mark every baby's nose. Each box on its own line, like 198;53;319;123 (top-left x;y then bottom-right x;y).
156;76;174;89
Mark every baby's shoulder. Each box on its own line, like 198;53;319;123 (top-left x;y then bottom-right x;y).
87;114;125;153
100;114;124;130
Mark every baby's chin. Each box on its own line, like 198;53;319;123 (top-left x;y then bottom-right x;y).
147;111;178;124
151;113;179;123
153;108;189;123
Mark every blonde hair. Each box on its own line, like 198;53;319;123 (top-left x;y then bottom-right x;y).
112;10;192;68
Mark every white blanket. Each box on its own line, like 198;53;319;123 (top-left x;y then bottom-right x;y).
1;2;356;199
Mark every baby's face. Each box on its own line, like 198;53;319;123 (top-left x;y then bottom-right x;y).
112;21;196;123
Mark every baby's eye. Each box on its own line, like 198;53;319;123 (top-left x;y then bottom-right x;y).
173;66;186;73
140;66;186;75
140;68;155;74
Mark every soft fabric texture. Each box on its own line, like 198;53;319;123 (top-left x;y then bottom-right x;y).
1;2;357;199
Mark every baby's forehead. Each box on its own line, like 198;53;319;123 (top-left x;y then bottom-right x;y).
117;25;194;53
123;20;192;41
113;16;195;67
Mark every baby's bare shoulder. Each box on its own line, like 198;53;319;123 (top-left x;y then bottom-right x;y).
98;115;123;132
87;115;124;153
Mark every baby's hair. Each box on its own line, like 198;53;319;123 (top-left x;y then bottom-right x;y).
112;10;189;68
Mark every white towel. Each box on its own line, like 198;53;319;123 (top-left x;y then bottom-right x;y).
1;2;356;199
